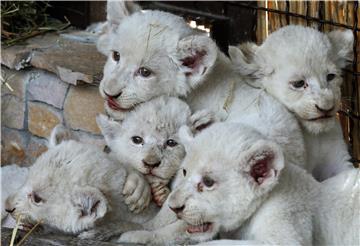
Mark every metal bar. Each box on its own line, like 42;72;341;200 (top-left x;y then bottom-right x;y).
148;2;230;21
305;1;310;27
318;1;325;31
231;2;360;31
285;0;290;25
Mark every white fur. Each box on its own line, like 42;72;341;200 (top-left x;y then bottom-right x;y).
1;164;29;228
97;2;306;170
230;25;354;180
119;123;318;245
97;96;215;208
314;168;360;245
97;96;190;207
4;126;157;239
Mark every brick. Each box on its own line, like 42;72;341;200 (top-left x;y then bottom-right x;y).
1;128;27;165
64;85;104;134
1;32;106;85
26;136;48;164
1;95;25;129
1;67;28;99
28;70;69;109
28;102;62;138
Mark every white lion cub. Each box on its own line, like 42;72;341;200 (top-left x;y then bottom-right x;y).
119;123;318;245
97;1;306;170
229;25;354;180
4;125;158;241
97;96;214;207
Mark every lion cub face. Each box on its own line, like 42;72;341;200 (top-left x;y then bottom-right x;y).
97;2;218;120
97;97;190;183
5;140;111;234
230;26;353;134
167;123;284;242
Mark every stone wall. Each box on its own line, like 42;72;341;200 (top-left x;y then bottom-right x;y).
1;31;107;166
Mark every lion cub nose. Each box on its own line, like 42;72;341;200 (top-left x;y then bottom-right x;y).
142;160;161;169
5;199;16;214
169;205;185;214
315;104;334;114
104;90;122;99
5;207;15;213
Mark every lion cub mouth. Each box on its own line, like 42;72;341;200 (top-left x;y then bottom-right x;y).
107;98;134;112
186;222;212;234
307;114;334;121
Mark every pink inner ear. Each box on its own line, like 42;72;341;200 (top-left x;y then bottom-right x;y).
250;154;274;185
181;50;207;70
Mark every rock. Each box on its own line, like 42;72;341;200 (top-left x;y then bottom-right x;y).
0;47;32;70
28;102;62;138
26;136;48;164
28;70;69;109
1;95;25;130
57;66;93;86
1;32;106;85
1;128;27;165
1;67;28;99
64;85;104;134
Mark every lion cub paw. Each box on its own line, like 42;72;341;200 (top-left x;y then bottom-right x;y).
123;171;151;213
151;183;170;207
118;230;154;244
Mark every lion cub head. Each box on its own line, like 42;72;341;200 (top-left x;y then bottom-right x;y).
97;96;191;184
5;126;120;234
97;2;219;120
229;25;353;134
167;123;284;242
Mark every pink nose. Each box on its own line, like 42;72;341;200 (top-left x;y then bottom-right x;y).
104;90;122;99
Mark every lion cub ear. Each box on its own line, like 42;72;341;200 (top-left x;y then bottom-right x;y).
97;0;141;55
240;140;284;189
71;186;108;223
107;0;141;28
96;114;122;144
49;124;76;148
175;35;218;89
229;44;259;76
327;29;354;68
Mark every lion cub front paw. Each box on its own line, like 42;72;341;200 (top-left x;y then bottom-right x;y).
123;171;151;213
190;109;219;133
78;229;113;241
151;183;170;207
118;230;154;244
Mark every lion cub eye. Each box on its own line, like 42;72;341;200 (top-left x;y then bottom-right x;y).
326;73;336;82
138;67;152;77
166;139;178;147
131;136;144;145
29;192;43;204
183;169;187;177
290;80;306;89
112;51;120;62
202;176;215;188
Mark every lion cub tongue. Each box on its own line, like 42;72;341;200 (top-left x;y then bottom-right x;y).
187;223;211;233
